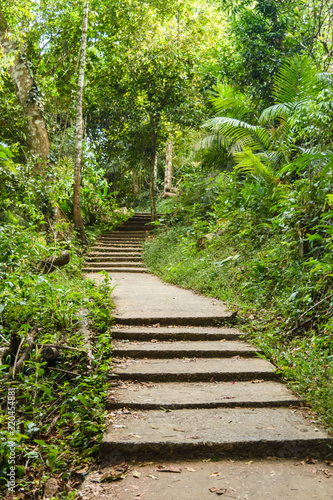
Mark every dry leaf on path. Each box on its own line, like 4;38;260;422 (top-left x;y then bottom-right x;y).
210;472;220;477
156;466;182;473
43;477;58;499
132;471;141;478
186;467;196;472
209;487;227;495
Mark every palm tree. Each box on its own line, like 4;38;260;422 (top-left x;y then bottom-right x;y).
200;55;332;191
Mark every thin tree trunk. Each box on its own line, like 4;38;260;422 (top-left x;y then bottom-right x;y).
73;0;89;244
133;168;139;196
149;136;158;221
153;153;158;181
164;140;173;196
149;160;157;221
0;9;50;173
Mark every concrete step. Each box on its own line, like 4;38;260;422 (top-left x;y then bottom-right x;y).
90;244;143;250
83;267;147;273
80;459;333;500
101;407;331;459
116;226;152;231
112;357;277;382
112;340;259;358
114;316;236;327
86;256;143;262
89;243;142;252
107;380;301;410
110;326;245;341
98;233;146;238
97;235;143;245
85;261;145;268
86;252;142;258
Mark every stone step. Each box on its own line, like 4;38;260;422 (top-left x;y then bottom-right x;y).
110;326;245;341
96;235;143;245
83;267;147;273
86;252;142;258
117;228;152;233
114;316;236;327
86;255;143;262
85;261;145;268
89;243;142;252
112;340;259;358
107;380;301;410
112;357;277;382
80;459;333;500
101;407;331;459
98;231;147;240
90;244;143;249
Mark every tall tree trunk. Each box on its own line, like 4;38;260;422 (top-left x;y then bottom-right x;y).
73;0;89;244
163;140;173;197
0;9;50;173
153;153;158;181
149;136;158;222
133;168;139;196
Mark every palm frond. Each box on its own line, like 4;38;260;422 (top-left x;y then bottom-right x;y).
203;117;271;150
272;54;319;105
233;149;279;187
259;103;290;124
195;133;232;151
209;83;251;120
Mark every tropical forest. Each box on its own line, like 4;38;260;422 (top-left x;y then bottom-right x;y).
1;0;333;498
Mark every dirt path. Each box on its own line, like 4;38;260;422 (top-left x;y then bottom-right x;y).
80;214;333;500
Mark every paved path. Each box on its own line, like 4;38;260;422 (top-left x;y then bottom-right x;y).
80;214;333;499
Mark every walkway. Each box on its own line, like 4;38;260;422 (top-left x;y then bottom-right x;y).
80;214;333;500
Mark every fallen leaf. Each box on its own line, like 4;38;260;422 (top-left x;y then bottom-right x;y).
252;379;264;384
75;465;89;475
152;323;160;328
100;472;126;482
151;339;158;343
132;471;141;478
128;434;142;438
186;467;196;472
209;487;227;495
156;466;182;473
100;463;129;482
245;461;254;465
210;472;221;477
186;435;201;439
44;477;58;498
139;461;154;467
147;474;158;479
323;469;333;477
305;456;317;464
173;428;186;432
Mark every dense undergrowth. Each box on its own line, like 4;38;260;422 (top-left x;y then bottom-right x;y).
144;167;333;433
0;221;118;499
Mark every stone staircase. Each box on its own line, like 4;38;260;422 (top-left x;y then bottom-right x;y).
83;212;154;273
81;220;333;499
101;325;331;461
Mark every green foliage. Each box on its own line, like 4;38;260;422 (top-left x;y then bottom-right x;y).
0;224;114;498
